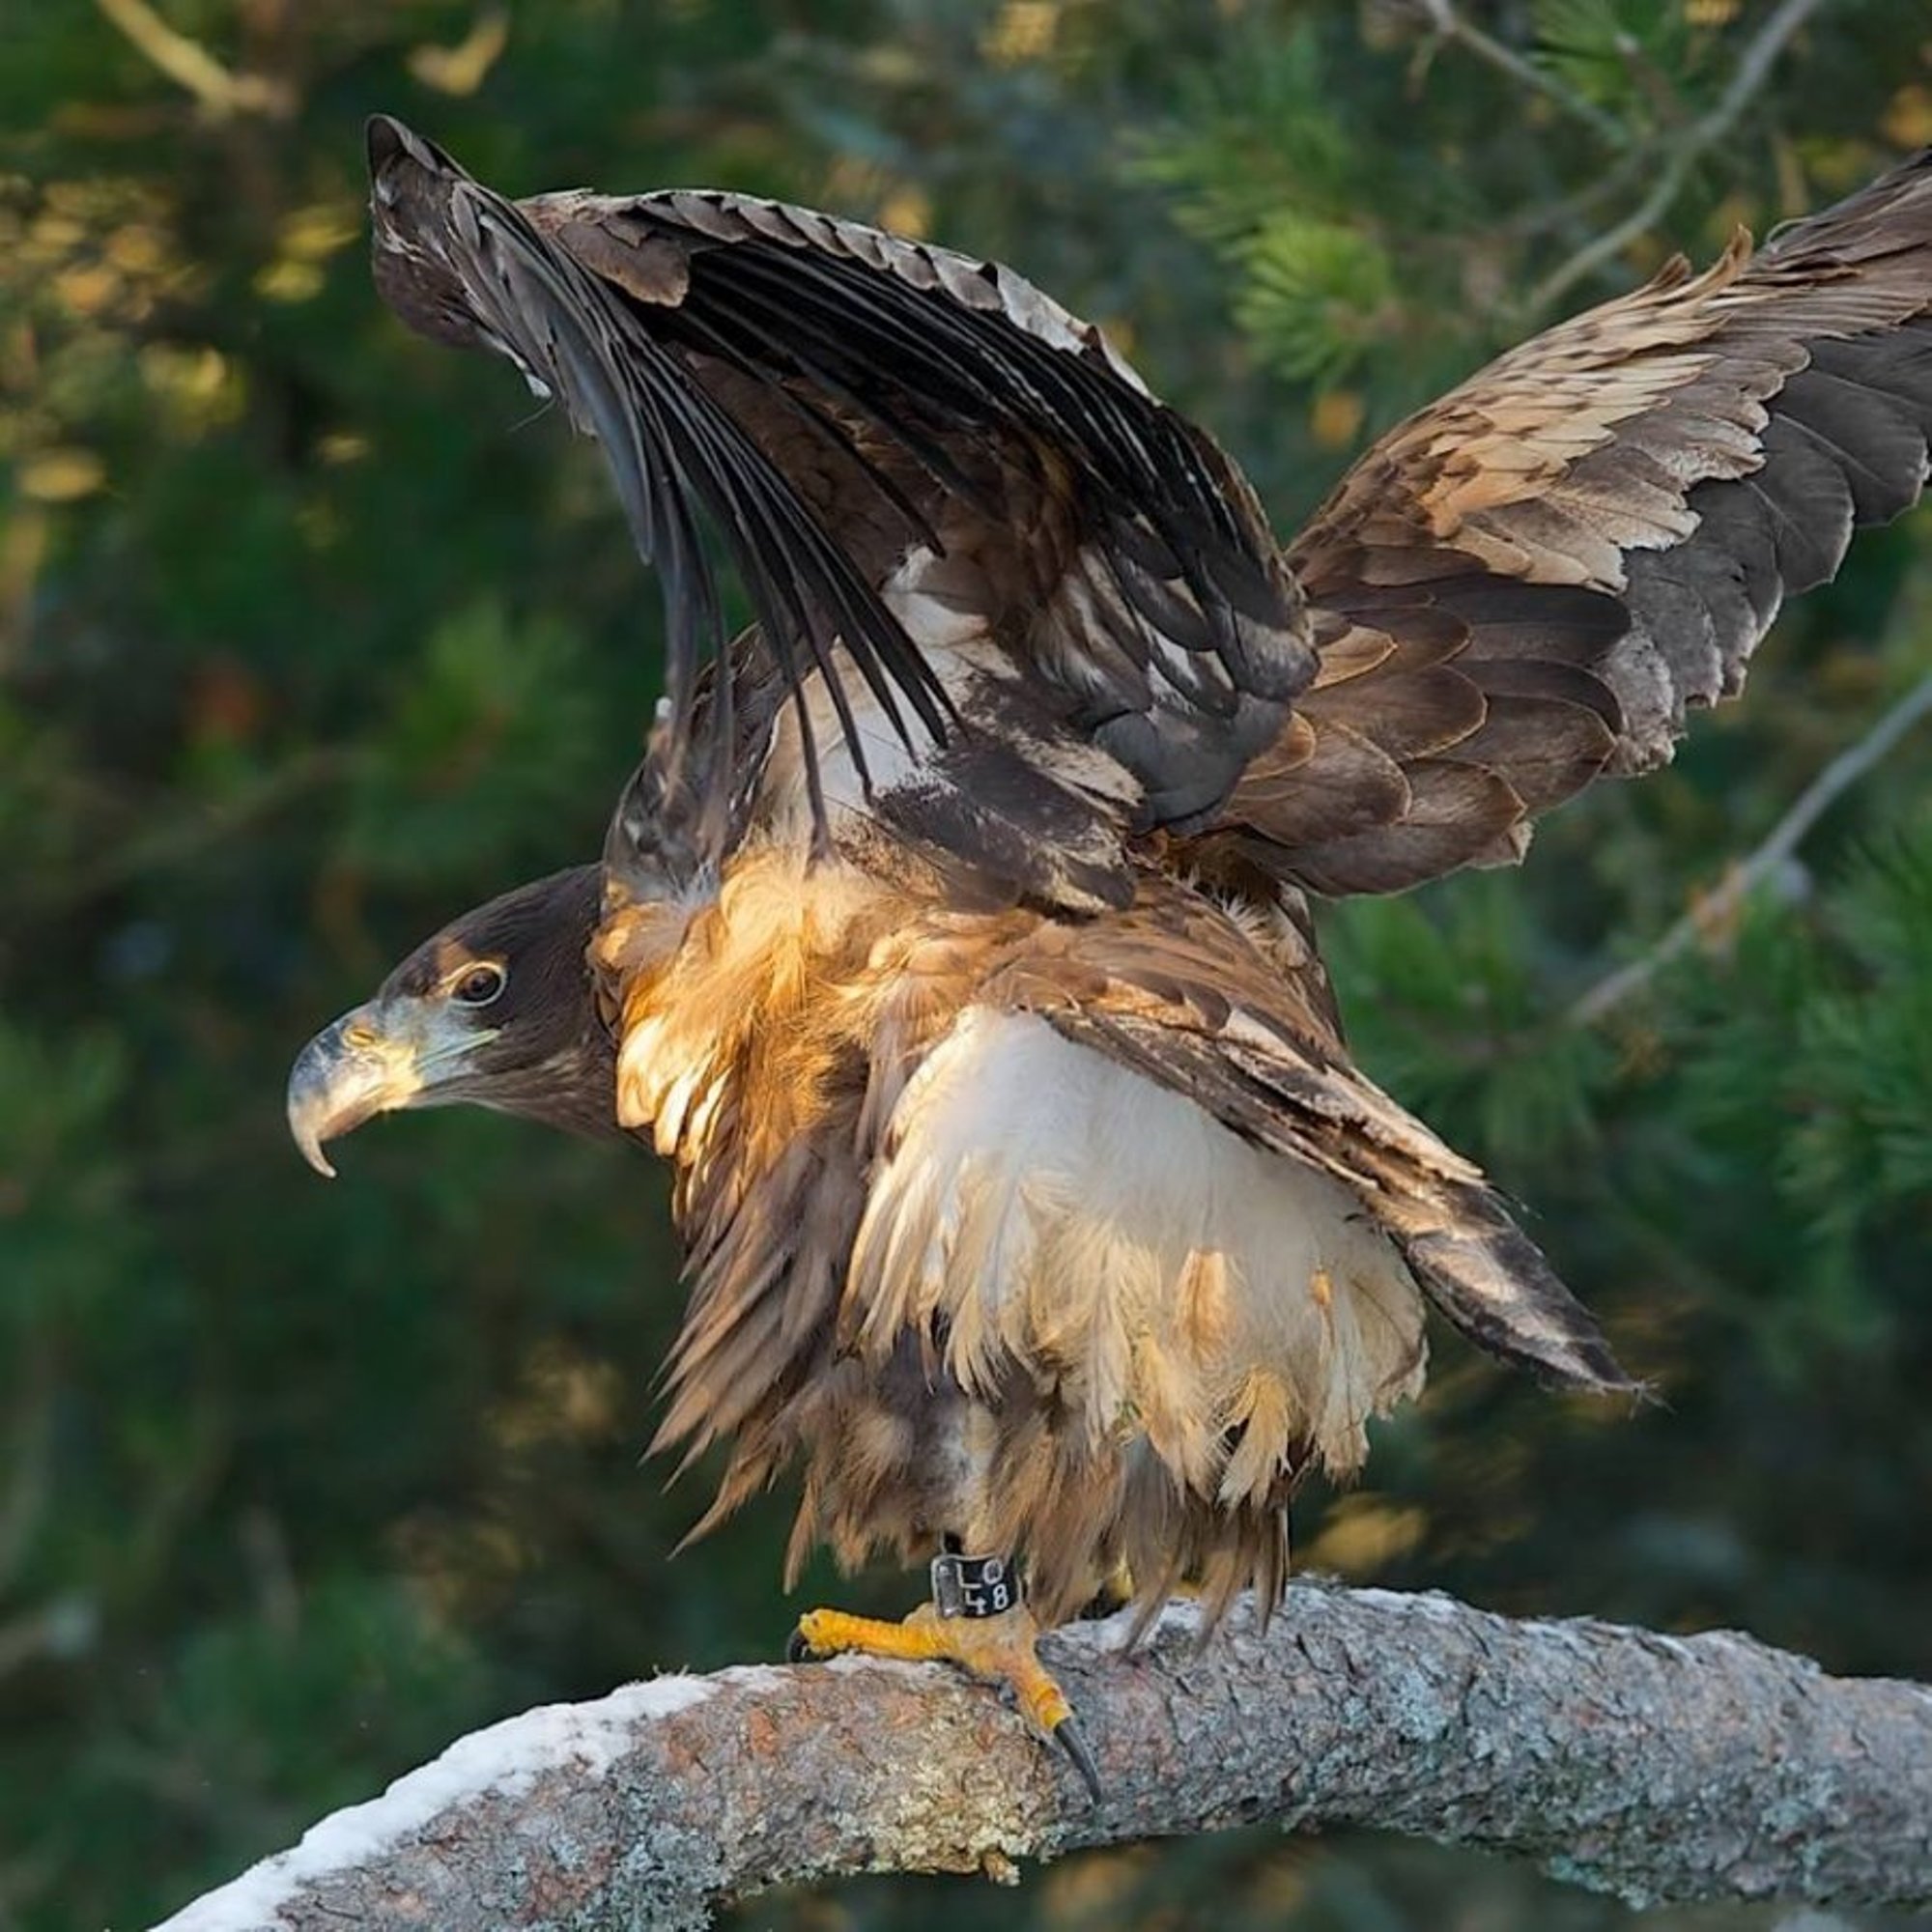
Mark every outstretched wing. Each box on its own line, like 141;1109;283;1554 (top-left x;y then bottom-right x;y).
1230;149;1932;895
365;115;1309;910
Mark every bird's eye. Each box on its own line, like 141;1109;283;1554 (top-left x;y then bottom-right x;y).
449;962;507;1007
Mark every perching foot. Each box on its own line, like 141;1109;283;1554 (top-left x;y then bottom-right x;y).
789;1552;1101;1799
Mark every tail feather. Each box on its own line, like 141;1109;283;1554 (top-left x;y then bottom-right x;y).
1397;1186;1638;1394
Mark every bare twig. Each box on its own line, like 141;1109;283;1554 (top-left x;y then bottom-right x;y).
1412;0;1626;145
150;1585;1932;1931
1570;669;1932;1026
94;0;294;120
406;4;513;98
1496;143;1652;243
1530;0;1828;312
34;745;351;915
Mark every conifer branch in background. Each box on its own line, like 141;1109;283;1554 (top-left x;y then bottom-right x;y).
1570;670;1932;1026
1529;0;1830;311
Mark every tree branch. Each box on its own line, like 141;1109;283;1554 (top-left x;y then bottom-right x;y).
1569;668;1932;1026
1529;0;1827;312
1409;0;1627;146
93;0;294;120
150;1584;1932;1930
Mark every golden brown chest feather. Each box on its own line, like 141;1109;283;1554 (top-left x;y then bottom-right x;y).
594;851;1443;1618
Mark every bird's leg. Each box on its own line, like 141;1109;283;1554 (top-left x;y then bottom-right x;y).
1078;1561;1135;1619
788;1550;1101;1797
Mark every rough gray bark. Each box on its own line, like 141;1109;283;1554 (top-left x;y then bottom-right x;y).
151;1584;1932;1931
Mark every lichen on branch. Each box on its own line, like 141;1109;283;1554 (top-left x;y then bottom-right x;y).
151;1583;1932;1931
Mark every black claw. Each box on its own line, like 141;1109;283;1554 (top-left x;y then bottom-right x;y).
1053;1715;1103;1802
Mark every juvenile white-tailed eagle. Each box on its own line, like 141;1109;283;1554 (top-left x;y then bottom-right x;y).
288;119;1932;1787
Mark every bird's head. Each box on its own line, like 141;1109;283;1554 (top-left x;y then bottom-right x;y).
287;864;617;1177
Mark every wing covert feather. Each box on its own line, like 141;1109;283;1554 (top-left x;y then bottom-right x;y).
982;887;1634;1393
1238;149;1932;895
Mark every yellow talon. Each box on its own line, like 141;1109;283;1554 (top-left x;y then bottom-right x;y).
789;1599;1097;1794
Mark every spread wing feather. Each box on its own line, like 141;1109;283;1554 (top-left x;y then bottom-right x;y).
1232;149;1932;895
366;120;946;836
364;116;1309;910
369;120;1930;906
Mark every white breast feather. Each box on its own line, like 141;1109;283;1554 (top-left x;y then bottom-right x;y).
846;1010;1428;1495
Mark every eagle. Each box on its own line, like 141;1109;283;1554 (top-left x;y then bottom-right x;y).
288;119;1932;1787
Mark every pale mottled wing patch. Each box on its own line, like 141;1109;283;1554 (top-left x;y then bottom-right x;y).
1229;149;1932;896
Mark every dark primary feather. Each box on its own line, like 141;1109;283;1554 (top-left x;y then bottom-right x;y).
601;635;792;895
365;116;1311;909
368;117;949;864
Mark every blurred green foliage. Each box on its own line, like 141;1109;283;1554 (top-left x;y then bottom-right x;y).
3;3;1930;1928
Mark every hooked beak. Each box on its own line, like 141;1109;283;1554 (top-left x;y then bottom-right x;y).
287;998;468;1179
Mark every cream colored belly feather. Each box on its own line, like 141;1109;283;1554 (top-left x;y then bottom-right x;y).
847;1009;1428;1503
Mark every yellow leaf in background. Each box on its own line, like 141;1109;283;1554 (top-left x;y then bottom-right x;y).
254;258;325;303
875;185;931;240
407;5;511;97
278;203;359;263
1310;388;1365;449
1038;1844;1162;1924
489;1340;625;1450
252;206;356;307
105;223;166;275
19;448;105;501
137;344;242;432
319;432;371;466
983;0;1058;67
1883;84;1932;150
1302;1498;1428;1577
1685;0;1742;26
27;213;86;262
53;264;121;319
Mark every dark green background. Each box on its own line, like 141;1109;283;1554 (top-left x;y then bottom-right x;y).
4;4;1930;1927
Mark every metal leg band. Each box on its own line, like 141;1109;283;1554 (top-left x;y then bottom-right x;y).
929;1550;1019;1619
